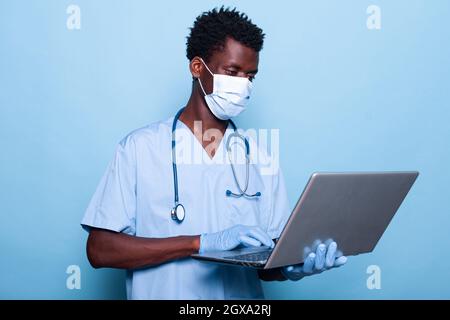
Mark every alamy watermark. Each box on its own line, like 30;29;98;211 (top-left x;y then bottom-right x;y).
367;5;381;30
66;5;81;30
66;265;81;290
172;121;280;176
366;265;381;290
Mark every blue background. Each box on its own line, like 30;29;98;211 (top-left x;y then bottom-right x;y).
1;0;449;299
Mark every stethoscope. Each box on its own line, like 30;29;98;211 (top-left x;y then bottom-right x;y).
171;107;261;223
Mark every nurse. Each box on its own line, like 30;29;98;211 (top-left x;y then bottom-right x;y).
82;7;347;300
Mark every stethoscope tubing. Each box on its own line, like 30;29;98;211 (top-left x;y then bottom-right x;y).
171;107;261;222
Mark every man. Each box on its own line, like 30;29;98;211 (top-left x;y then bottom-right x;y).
82;7;347;300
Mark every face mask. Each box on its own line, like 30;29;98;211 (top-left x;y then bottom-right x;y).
197;58;253;120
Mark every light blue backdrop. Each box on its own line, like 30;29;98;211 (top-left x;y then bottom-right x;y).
1;0;449;299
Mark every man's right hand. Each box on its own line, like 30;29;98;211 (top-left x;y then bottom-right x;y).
199;225;274;253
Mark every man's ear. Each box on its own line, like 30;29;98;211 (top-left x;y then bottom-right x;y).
189;57;203;79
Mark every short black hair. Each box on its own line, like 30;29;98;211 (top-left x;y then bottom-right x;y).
186;7;265;61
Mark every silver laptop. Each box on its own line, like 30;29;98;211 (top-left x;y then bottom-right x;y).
191;171;419;269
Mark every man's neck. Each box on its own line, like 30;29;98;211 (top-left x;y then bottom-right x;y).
178;88;229;158
179;91;228;135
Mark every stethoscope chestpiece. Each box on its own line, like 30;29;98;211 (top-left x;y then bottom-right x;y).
171;203;185;223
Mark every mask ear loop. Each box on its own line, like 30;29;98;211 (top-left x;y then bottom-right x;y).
197;75;208;96
199;57;214;76
196;58;214;96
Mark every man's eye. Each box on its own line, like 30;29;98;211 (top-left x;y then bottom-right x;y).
225;69;238;76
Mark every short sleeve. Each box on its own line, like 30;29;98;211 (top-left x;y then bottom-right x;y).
81;135;137;235
266;168;291;240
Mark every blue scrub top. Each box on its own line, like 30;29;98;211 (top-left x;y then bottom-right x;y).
81;116;290;299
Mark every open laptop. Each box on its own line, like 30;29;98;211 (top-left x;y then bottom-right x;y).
191;171;419;269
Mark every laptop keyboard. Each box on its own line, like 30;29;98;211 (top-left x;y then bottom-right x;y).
225;250;272;263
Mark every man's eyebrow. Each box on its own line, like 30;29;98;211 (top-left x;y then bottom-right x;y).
225;63;258;74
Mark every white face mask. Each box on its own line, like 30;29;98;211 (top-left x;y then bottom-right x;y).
197;58;253;120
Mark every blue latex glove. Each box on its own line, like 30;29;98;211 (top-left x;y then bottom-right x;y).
199;225;275;253
281;241;347;281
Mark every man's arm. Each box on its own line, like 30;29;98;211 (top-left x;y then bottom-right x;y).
86;227;200;269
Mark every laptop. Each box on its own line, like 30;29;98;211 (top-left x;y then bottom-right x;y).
191;171;419;269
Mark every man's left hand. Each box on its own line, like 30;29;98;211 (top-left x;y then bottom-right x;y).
281;241;347;281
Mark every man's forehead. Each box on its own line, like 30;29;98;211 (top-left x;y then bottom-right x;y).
210;38;259;68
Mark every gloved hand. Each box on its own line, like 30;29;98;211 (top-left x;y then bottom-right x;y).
281;241;347;281
199;225;275;253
